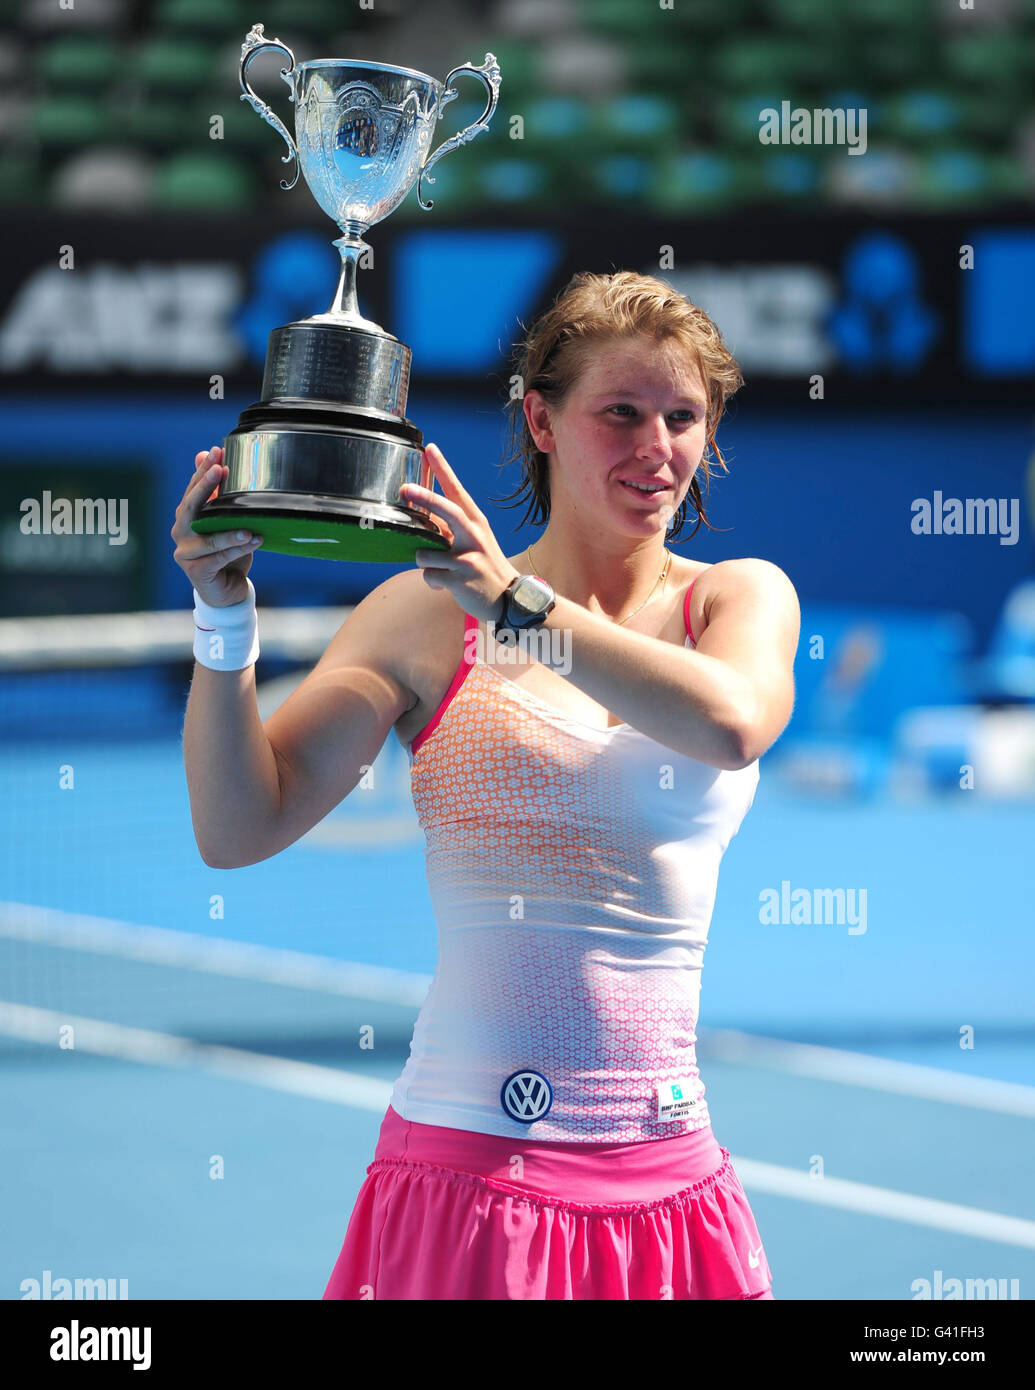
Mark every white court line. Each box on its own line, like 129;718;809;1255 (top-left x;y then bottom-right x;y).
0;1002;392;1109
0;902;432;1006
730;1157;1035;1250
700;1028;1035;1119
4;902;1034;1116
2;1000;1035;1251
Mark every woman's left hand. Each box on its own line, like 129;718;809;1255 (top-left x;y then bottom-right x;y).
400;442;521;622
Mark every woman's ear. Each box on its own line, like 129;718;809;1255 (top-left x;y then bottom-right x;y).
522;389;555;455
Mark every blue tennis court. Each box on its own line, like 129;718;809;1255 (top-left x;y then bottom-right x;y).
2;656;1033;1300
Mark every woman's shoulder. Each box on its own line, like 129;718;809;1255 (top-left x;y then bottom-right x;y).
687;557;800;642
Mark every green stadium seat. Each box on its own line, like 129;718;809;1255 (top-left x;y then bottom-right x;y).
848;37;934;90
152;151;254;209
195;97;281;151
911;148;995;208
577;0;657;36
519;95;592;148
753;149;825;201
390;150;482;219
710;37;820;90
941;35;1025;88
261;0;350;36
35;36;122;89
478;156;554;206
30;94;114;147
137;38;217;91
883;89;965;146
487;41;542;95
843;0;930;28
985;155;1029;201
125;101;195;150
716;91;800;150
766;0;844;32
648;150;750;212
595;93;682;148
587;153;653;202
0;154;45;205
960;90;1024;144
154;0;248;35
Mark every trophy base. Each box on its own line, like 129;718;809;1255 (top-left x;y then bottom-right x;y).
191;492;452;563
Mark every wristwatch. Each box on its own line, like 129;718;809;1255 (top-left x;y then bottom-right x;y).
493;574;556;638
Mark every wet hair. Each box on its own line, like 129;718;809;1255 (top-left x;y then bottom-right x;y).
493;269;744;540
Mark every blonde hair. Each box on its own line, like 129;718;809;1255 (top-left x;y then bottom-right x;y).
494;270;744;540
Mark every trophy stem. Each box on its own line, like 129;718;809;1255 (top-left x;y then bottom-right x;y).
330;235;365;318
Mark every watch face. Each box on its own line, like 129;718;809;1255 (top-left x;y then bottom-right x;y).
512;575;552;617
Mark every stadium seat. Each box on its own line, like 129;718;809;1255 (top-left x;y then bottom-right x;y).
883;89;965;146
970;579;1035;702
912;147;994;207
942;34;1024;88
124;102;191;151
35;36;121;89
595;93;682;148
710;37;819;91
478;157;554;206
137;38;217;91
30;94;114;147
754;150;825;201
261;0;349;37
152;151;254;209
22;0;130;31
717;91;801;150
649;150;750;212
50;146;154;210
791;605;973;742
0;153;45;205
518;95;592;148
154;0;247;35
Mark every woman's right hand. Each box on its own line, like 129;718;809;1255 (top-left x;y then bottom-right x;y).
171;446;263;608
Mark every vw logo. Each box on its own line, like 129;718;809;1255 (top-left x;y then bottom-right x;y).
500;1069;553;1123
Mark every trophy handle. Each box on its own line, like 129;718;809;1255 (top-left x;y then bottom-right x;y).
417;53;501;210
239;23;300;191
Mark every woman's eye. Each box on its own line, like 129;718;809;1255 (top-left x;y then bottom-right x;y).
609;406;698;423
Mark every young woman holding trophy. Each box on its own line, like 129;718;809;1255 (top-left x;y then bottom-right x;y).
173;270;799;1300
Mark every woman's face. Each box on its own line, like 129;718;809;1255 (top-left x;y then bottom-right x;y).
524;334;710;540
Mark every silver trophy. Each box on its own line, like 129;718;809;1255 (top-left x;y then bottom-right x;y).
192;24;501;562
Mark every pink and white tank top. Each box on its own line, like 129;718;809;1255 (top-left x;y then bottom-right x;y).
390;572;760;1143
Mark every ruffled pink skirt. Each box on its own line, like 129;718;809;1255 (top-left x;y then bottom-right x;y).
323;1104;774;1300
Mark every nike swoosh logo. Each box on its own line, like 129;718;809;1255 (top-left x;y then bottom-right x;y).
748;1242;764;1269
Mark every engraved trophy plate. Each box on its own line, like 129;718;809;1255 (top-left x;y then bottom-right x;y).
192;24;501;563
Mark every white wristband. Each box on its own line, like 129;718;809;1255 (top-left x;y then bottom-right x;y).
193;579;260;671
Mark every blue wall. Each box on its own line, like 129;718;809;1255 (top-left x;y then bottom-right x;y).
2;394;1031;653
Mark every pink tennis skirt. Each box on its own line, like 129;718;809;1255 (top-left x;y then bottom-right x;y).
322;1103;774;1301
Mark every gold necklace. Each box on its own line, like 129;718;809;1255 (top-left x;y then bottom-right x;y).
528;543;672;627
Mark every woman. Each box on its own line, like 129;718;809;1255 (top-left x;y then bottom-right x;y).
173;270;800;1300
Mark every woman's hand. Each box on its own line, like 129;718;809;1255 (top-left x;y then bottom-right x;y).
170;446;263;607
401;442;520;622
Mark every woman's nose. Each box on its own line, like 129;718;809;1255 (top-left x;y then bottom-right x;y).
636;415;672;458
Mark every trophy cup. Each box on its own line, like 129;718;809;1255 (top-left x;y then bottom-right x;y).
192;24;501;562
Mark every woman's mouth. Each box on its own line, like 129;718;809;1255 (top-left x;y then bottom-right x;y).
619;479;670;497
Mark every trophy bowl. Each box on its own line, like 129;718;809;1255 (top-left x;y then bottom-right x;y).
191;25;501;563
